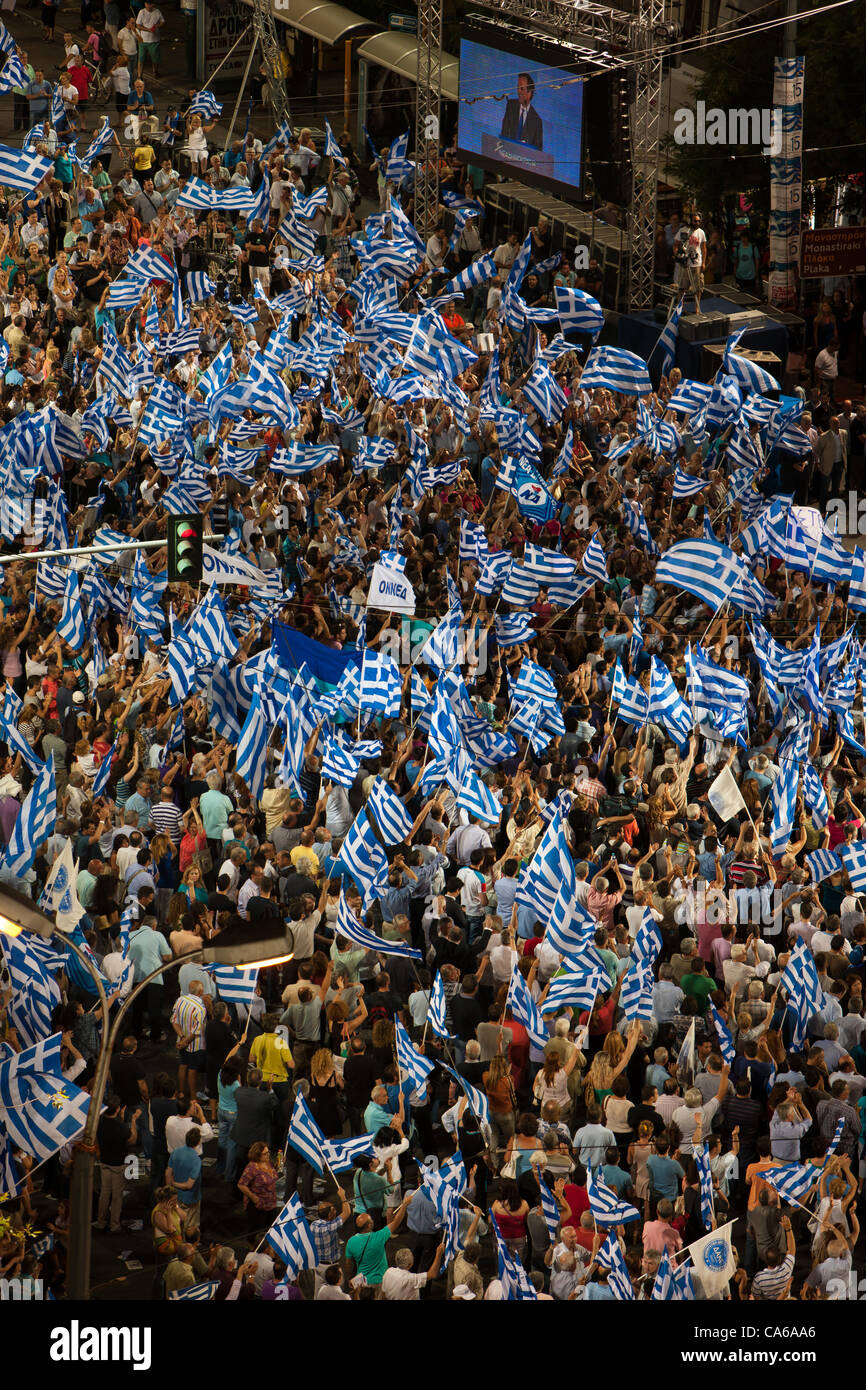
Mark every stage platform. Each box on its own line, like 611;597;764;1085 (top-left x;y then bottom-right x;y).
617;296;790;384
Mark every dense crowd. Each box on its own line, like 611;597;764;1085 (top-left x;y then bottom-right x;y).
0;10;865;1306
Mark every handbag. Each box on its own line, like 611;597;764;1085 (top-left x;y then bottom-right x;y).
500;1148;518;1179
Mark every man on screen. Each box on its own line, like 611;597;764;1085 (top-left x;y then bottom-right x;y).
499;72;543;149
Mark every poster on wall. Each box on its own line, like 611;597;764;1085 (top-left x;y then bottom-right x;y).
768;55;804;311
197;0;254;86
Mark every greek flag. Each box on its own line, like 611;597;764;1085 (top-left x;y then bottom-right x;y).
694;1143;715;1230
541;966;605;1016
581;532;609;584
840;839;866;891
262;118;293;158
493;1217;537;1300
621;496;660;557
579;345;652;396
0;144;53;192
652;1247;693;1301
57;569;86;650
780;940;824;1049
708;1001;736;1064
0;1036;91;1195
724;348;780;396
265;1194;318;1276
169;1281;219;1301
647;657;692;749
596;1233;634;1300
769;759;799;858
177;178;259;213
367;778;413;845
505;965;548;1049
651;298;684;376
1;756;56;879
334;885;420;957
184;271;216;305
620;959;655;1019
321;736;360;789
554;285;604;340
586;1166;642;1227
286;1092;328;1173
442;254;497;297
522;361;567;424
332;809;389;903
188;90;222;118
186;587;239;663
234;694;269;802
206;965;259;1005
438;1060;491;1128
538;1174;561;1242
673;466;708;500
655;539;745;614
394;1018;434;1091
762;1158;825;1205
805;847;841;885
90;742;117;799
429;970;455;1039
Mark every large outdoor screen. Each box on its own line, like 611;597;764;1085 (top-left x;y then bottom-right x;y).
456;32;584;199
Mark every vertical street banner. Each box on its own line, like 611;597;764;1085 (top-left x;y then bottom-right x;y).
768;55;804;311
198;0;254;85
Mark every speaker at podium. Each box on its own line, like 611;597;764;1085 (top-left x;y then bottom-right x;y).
481;132;557;182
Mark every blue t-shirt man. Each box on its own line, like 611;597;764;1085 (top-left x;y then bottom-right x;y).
167;1142;202;1205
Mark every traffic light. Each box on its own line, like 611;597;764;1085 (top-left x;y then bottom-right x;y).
167;513;203;583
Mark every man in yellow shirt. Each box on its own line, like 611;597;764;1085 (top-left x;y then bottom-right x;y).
249;1013;293;1092
290;829;320;878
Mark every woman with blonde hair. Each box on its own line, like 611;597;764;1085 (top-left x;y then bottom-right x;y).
308;1046;343;1138
179;863;208;907
585;1021;641;1106
51;263;77;314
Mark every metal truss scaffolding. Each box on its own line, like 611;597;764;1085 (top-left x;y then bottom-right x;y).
251;0;292;131
415;0;444;241
626;0;664;310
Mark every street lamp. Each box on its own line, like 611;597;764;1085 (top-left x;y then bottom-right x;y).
0;883;294;1300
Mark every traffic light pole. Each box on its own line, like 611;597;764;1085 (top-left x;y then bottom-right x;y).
0;537;223;566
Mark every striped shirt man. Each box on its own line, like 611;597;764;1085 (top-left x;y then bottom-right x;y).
171;992;207;1051
751;1252;794;1299
150;798;184;843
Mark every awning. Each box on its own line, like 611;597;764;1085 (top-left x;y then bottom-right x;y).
356;31;459;102
241;0;375;46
